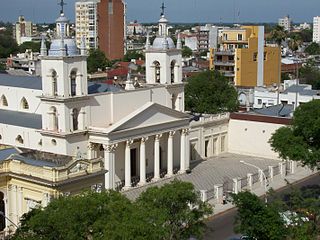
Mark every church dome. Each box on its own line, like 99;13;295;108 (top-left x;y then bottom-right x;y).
152;37;175;49
48;38;79;56
56;14;69;23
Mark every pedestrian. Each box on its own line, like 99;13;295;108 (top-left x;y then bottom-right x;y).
222;194;227;205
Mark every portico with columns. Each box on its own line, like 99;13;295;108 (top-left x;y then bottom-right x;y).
88;102;190;190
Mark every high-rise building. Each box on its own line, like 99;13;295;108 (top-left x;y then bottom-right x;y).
210;26;281;87
13;16;37;45
313;16;320;43
278;15;292;32
75;0;99;50
97;0;125;60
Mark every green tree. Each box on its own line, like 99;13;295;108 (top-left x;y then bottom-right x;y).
87;49;110;73
18;41;41;53
304;42;320;55
123;50;144;62
233;191;287;240
136;180;212;240
12;181;211;240
299;60;320;89
182;46;193;58
288;34;302;52
269;100;320;169
269;25;287;46
185;70;239;114
0;32;18;58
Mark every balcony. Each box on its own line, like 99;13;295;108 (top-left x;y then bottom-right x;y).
221;71;235;77
214;50;235;56
214;61;235;66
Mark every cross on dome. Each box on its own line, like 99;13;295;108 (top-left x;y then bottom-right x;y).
58;0;67;14
160;2;166;17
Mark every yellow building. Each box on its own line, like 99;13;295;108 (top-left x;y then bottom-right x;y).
210;26;281;87
0;148;105;235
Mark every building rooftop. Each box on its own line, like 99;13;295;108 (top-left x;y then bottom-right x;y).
0;73;121;94
0;109;42;129
253;104;294;117
283;84;319;96
0;73;42;90
0;148;73;168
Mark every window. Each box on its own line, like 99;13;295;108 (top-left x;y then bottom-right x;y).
190;142;197;161
264;52;267;61
170;61;176;83
16;135;24;144
154;61;161;83
0;95;8;107
21;98;29;109
258;99;262;104
238;34;243;41
108;0;113;15
70;71;77;96
49;107;59;131
223;33;228;40
220;135;226;152
72;108;79;131
253;52;257;62
51;70;58;96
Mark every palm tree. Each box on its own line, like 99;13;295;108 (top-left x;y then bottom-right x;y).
269;25;287;46
288;34;302;53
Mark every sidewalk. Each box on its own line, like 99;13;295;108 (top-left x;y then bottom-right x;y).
212;167;318;216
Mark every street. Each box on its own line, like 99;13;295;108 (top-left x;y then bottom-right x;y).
204;173;320;240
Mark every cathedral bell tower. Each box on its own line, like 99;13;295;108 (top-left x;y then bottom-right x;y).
38;4;89;155
145;4;184;111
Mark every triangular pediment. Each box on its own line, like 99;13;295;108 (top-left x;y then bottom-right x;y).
106;102;190;133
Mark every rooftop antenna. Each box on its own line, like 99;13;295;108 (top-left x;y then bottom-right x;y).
58;0;66;14
160;2;166;16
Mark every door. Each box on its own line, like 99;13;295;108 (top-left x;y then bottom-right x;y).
130;148;137;177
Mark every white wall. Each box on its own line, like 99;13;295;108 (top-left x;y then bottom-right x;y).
228;119;284;159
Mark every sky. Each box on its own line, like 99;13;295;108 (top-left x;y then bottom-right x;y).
0;0;319;24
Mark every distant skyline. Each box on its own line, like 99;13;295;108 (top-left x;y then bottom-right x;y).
0;0;320;24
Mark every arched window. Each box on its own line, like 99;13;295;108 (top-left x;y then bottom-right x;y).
0;95;8;107
153;61;161;83
16;135;24;144
70;70;77;96
21;97;29;109
49;107;59;131
170;61;176;83
52;70;58;96
72;108;79;131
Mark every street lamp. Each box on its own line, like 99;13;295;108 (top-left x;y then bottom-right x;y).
240;160;268;203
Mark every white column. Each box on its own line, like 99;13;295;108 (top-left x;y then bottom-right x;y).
42;193;51;208
10;185;17;226
167;131;175;177
154;134;162;180
78;109;85;130
124;140;133;189
138;137;148;186
87;143;94;160
17;187;23;221
179;129;187;173
104;144;117;190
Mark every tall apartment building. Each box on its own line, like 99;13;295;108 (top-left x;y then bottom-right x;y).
75;0;99;49
313;16;320;43
13;16;37;45
97;0;125;60
278;15;292;32
210;26;281;87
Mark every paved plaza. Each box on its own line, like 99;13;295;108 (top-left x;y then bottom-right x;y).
124;153;281;200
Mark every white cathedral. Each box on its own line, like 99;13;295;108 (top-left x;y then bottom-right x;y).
0;10;190;192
